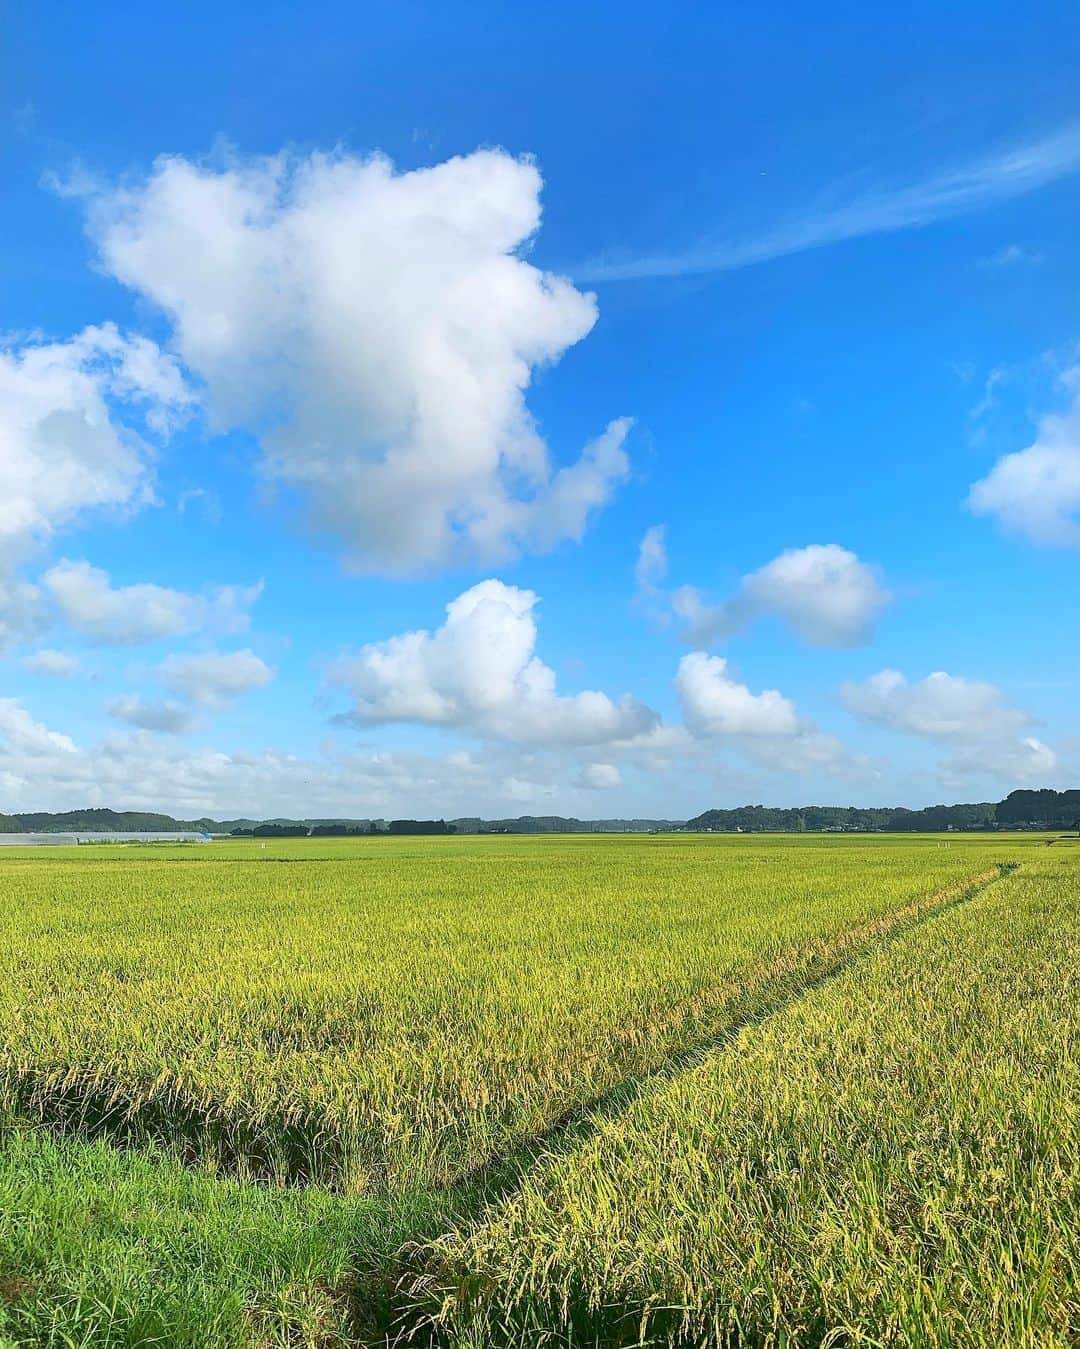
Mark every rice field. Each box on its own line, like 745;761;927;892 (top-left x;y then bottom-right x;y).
0;833;1076;1346
416;846;1080;1347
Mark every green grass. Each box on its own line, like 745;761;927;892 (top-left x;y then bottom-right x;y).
0;1128;396;1348
415;850;1080;1348
0;834;1074;1347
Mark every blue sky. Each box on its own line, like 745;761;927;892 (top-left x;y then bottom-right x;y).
0;1;1077;819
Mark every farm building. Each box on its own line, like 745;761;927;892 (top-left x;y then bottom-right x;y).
0;831;211;845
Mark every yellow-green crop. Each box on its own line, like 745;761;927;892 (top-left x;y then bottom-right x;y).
0;833;1074;1347
0;834;1017;1192
417;847;1080;1347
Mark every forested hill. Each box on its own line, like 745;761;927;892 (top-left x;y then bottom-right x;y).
1;788;1076;835
0;809;210;833
686;788;1080;833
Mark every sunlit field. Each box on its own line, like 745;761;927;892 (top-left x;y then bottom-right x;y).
0;834;1076;1346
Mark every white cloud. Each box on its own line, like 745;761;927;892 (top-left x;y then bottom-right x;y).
842;669;1057;783
968;368;1080;545
159;649;274;707
670;652;865;777
107;695;194;734
675;652;799;737
0;686;874;821
21;649;78;677
741;546;890;646
0;324;191;642
331;578;656;745
978;244;1043;268
177;487;223;524
940;736;1059;786
80;147;629;572
0;698;76;756
577;122;1080;281
0;710;579;820
635;524;667;592
746;726;862;775
501;775;558;804
41;560;262;644
670;585;737;647
0;579;44;649
0;324;187;555
842;669;1025;740
0;716;479;818
578;762;621;789
671;544;888;648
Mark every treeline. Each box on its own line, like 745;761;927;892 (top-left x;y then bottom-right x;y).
231;819;457;837
995;788;1080;826
3;790;1076;837
235;816;678;836
460;816;682;834
686;788;1080;833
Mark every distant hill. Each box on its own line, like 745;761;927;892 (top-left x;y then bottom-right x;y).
0;788;1074;836
685;788;1080;833
0;808;203;834
453;816;683;834
0;810;681;836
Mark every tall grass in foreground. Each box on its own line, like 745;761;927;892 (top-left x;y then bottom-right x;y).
0;1129;394;1348
0;837;1014;1191
415;851;1080;1348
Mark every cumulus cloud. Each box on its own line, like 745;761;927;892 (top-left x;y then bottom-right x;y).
0;325;188;555
0;698;77;756
159;649;274;707
635;524;668;592
79;147;629;572
675;652;799;737
41;559;262;645
0;577;43;649
21;648;78;677
843;669;1027;740
746;726;862;775
578;762;621;789
0;678;873;820
0;706;591;819
941;736;1058;785
968;367;1080;545
671;652;865;776
0;324;191;642
673;544;889;648
331;578;656;745
842;669;1057;783
0;711;481;817
107;695;194;734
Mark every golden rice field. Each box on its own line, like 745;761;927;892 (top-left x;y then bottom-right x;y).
0;832;1076;1346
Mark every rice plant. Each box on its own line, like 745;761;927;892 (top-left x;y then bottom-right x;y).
415;849;1080;1347
1;833;1073;1346
0;835;1016;1192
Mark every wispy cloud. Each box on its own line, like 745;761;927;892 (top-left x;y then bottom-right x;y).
977;242;1044;268
575;124;1080;282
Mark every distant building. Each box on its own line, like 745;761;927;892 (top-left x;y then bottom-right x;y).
0;833;80;846
0;831;211;846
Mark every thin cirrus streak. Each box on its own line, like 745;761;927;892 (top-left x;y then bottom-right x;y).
573;123;1080;282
